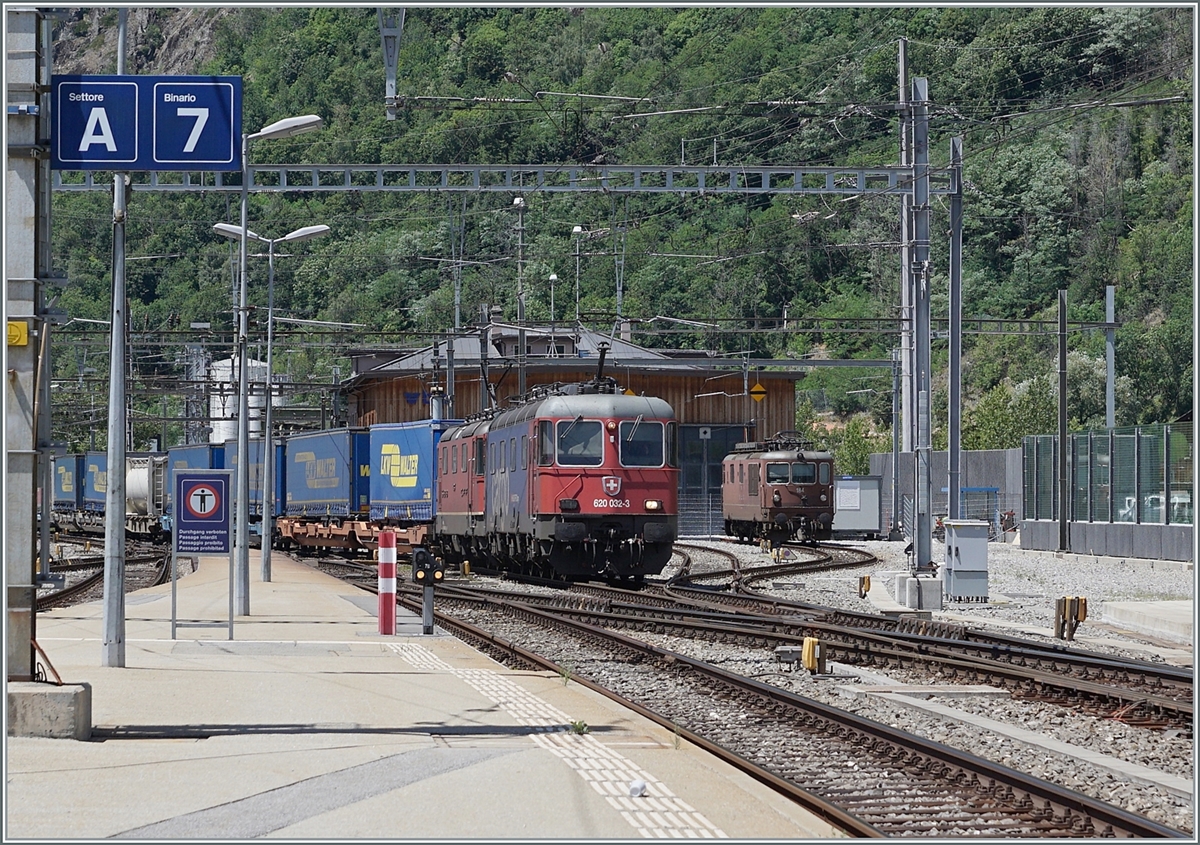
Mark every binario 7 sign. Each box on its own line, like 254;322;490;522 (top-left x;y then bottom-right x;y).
52;75;242;171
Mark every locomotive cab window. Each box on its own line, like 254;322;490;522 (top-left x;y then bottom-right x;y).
476;439;486;475
767;463;791;484
619;419;664;467
537;421;554;466
819;462;830;484
791;462;816;484
557;418;603;466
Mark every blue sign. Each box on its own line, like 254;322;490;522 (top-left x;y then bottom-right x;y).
174;470;232;554
52;75;242;171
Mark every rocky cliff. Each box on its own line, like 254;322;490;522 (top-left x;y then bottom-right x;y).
52;7;233;75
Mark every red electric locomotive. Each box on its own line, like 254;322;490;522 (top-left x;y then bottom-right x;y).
435;364;679;584
721;431;834;546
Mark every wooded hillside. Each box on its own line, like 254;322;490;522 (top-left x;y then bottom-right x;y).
48;7;1193;464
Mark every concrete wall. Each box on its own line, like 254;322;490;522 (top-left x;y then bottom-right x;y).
1022;520;1193;562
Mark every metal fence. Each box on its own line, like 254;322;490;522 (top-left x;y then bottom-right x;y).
899;489;1014;541
1023;422;1193;526
678;492;724;538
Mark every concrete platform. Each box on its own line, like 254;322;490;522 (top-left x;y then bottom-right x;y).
1101;600;1193;645
6;552;839;840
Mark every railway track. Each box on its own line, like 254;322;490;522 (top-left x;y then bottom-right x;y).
323;547;1186;839
669;543;1192;730
36;537;172;611
407;586;1185;838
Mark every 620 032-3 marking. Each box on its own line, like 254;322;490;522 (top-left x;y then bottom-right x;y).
593;498;631;509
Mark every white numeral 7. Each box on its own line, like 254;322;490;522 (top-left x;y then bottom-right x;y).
176;107;209;153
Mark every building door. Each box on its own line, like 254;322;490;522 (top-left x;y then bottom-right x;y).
678;425;744;536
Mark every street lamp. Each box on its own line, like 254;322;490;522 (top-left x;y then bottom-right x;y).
229;113;323;615
213;222;330;583
547;273;558;356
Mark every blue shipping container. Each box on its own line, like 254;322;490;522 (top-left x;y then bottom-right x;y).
285;428;370;517
52;454;85;511
369;420;462;522
83;451;107;511
165;444;224;515
272;440;286;519
222;439;267;516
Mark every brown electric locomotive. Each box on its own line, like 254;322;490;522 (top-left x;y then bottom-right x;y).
721;431;835;546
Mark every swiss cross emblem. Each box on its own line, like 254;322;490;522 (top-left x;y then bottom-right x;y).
602;476;622;496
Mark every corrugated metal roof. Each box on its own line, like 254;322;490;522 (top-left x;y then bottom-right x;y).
365;323;669;373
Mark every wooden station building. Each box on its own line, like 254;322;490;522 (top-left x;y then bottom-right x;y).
343;323;807;533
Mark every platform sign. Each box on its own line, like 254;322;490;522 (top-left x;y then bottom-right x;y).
52;75;242;171
171;468;235;640
174;470;232;555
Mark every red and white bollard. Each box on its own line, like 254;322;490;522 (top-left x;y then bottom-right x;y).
378;531;396;635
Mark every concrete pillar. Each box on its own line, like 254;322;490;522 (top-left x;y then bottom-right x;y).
6;7;46;682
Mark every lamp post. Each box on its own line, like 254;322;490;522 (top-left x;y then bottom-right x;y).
513;197;526;396
214;222;330;583
547;273;558;356
229;114;323;615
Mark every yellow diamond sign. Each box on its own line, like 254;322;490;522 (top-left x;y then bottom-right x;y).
749;382;767;402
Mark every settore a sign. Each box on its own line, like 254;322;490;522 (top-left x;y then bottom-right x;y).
51;75;242;171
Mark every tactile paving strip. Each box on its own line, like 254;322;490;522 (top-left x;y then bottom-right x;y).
388;643;727;838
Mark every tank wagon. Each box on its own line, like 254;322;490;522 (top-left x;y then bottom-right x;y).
722;431;834;546
50;451;168;539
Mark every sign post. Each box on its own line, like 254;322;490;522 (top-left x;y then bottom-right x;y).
52;75;242;171
172;469;235;639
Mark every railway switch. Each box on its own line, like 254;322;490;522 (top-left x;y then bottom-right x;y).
774;646;802;670
801;637;826;675
1053;596;1088;640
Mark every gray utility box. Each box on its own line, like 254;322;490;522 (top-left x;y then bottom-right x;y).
943;519;989;601
831;475;884;538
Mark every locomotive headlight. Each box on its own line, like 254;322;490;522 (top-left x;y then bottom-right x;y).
560;498;580;512
820;494;828;502
606;421;617;431
773;491;782;506
644;499;662;511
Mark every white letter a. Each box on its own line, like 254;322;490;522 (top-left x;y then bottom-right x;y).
79;108;118;152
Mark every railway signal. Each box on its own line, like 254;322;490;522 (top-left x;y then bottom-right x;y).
411;546;442;635
411;547;444;585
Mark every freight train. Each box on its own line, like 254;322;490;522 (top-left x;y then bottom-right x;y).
721;431;835;546
50;451;169;540
52;370;681;584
